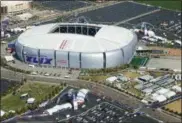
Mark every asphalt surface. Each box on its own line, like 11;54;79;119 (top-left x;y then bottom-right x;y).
72;1;158;23
127;9;181;40
35;1;91;11
1;68;181;123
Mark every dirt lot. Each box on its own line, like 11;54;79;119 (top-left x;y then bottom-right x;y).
165;99;181;113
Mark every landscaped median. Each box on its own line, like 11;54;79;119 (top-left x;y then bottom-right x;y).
1;81;66;121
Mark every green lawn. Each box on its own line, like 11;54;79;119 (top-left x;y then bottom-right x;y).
126;87;144;97
80;75;111;82
1;82;61;112
136;1;181;11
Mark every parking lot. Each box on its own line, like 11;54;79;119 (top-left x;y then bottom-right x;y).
35;1;91;11
62;102;158;123
73;1;157;23
14;86;159;123
127;9;181;40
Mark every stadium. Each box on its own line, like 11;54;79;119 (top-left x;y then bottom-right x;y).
14;23;138;69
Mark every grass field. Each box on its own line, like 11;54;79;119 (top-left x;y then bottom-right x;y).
165;99;181;113
121;71;140;79
137;1;181;11
1;82;61;111
80;75;111;82
130;57;149;66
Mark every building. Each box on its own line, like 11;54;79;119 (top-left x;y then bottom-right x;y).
13;23;138;69
156;88;169;95
151;93;167;102
1;1;32;15
171;85;181;93
76;89;89;105
1;110;5;117
142;88;153;95
163;91;176;99
45;103;72;115
27;98;35;104
138;75;154;82
106;76;117;83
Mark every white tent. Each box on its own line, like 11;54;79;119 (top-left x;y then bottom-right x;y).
172;85;181;92
156;88;169;95
76;89;89;104
151;93;159;101
4;55;14;62
1;110;5;117
151;93;167;102
163;91;176;99
106;76;117;83
142;88;153;95
45;103;72;115
27;98;35;104
155;95;167;102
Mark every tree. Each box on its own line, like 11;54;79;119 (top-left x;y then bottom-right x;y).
133;65;139;72
56;16;63;22
48;93;52;99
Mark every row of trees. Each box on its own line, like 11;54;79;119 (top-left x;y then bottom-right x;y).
162;107;182;116
81;64;139;75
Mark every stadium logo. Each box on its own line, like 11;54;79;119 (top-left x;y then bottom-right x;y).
57;60;67;64
26;56;52;64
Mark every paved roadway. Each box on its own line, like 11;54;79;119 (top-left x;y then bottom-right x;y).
1;68;181;123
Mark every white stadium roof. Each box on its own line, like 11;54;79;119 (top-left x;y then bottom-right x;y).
18;23;135;52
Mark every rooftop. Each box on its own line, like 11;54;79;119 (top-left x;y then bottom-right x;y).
17;23;136;52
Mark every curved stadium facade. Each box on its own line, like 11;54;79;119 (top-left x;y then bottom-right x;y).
15;23;138;69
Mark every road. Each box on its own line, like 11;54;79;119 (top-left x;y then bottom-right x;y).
1;68;181;123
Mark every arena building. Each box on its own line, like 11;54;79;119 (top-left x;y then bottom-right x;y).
14;23;138;69
1;1;32;15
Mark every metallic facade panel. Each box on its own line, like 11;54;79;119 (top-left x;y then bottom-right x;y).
123;44;133;64
105;49;124;68
69;52;80;68
23;46;39;65
15;40;24;61
56;51;68;67
39;49;55;66
81;53;104;69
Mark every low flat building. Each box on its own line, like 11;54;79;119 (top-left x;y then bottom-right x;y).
142;88;153;95
163;91;176;99
138;75;154;82
156;88;169;95
172;85;181;92
106;76;117;83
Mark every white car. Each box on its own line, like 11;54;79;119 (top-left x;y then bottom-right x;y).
28;64;35;68
44;73;50;76
64;75;70;78
31;72;37;75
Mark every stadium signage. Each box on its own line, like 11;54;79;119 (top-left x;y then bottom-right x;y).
26;56;52;64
